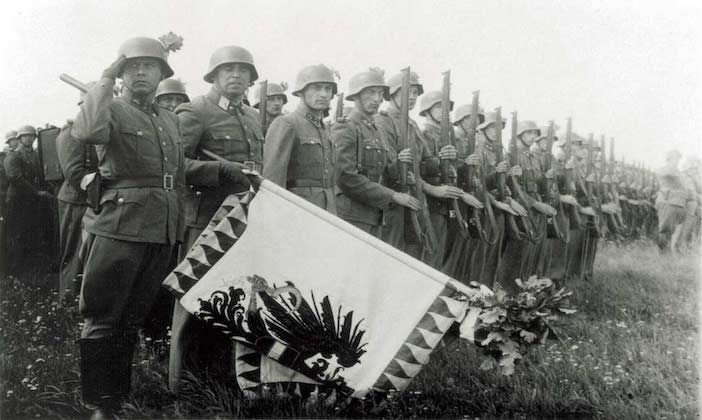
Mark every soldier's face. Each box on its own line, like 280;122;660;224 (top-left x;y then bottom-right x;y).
428;104;442;122
484;124;499;141
538;140;549;151
357;87;384;115
8;139;18;150
19;134;35;147
121;58;163;96
302;83;334;111
392;86;420;110
266;95;285;116
214;64;251;98
520;130;539;147
157;94;188;112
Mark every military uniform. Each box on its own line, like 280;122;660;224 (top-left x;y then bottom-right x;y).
3;143;42;276
263;104;336;212
169;88;264;390
56;122;98;301
375;107;431;255
333;109;395;237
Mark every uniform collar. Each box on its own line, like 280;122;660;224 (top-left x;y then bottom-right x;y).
295;103;325;128
121;90;159;115
208;88;245;114
350;109;377;129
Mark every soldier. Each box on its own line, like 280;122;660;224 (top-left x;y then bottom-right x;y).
155;79;190;112
263;65;336;213
333;68;420;237
56;86;99;302
4;125;50;277
0;132;14;278
5;130;19;151
70;36;185;418
251;82;288;133
169;45;259;392
417;91;461;269
679;157;701;250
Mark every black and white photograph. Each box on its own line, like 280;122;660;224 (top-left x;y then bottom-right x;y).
0;1;699;418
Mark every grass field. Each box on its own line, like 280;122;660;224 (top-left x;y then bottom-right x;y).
1;240;699;419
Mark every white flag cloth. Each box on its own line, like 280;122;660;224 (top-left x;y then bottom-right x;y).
164;180;476;398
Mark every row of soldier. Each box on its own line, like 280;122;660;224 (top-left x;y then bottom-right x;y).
0;36;699;418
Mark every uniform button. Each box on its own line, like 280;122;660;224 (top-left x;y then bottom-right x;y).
117;197;124;204
152;113;157;118
196;191;202;196
164;157;168;162
136;130;143;136
162;142;167;146
159;127;163;132
225;135;231;139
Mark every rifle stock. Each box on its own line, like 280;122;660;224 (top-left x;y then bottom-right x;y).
259;80;268;135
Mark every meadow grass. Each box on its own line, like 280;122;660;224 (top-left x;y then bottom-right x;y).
0;241;698;419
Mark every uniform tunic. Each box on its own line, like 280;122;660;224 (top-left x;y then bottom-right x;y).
170;88;264;391
333;109;395;237
374;107;432;256
56;122;98;301
263;103;336;213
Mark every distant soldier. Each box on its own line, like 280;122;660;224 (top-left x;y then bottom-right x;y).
5;130;19;151
155;79;190;112
70;36;185;418
417;91;461;269
333;68;420;237
674;157;700;252
4;125;51;277
169;45;259;392
0;131;15;278
655;150;686;253
56;87;98;302
263;65;336;212
251;81;288;133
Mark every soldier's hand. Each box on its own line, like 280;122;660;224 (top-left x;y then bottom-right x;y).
509;199;529;217
465;153;480;166
495;161;509;173
461;193;484;208
439;145;458;160
585;173;596;183
219;161;250;186
37;190;54;200
565;157;577;170
545;168;556;179
392;192;421;211
427;184;463;199
397;148;413;164
509;165;523;177
102;54;127;80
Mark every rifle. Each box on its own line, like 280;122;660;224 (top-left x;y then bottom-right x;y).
584;133;602;236
398;67;437;254
563;117;582;228
439;70;469;238
507;111;536;241
335;92;345;122
259;80;268;136
493;107;524;240
60;73;89;93
462;91;497;244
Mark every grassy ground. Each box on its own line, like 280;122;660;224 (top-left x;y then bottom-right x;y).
0;241;699;419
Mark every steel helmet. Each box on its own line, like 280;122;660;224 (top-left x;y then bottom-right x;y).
292;64;337;97
117;37;174;78
517;120;540;137
536;126;558;142
4;130;17;144
345;68;388;101
204;46;258;83
251;82;289;108
384;71;424;101
155;79;189;100
453;104;485;126
477;112;506;131
419;91;454;117
17;125;37;137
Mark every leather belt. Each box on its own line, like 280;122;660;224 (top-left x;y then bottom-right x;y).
103;174;174;190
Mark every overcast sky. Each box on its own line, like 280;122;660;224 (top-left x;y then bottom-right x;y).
1;0;700;168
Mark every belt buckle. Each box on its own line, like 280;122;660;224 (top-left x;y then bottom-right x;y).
163;174;174;190
243;161;259;172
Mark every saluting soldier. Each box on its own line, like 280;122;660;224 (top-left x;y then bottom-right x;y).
333;68;420;237
56;86;98;302
70;37;185;418
417;91;461;269
155;79;190;112
169;45;259;392
263;64;337;212
252;81;288;134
